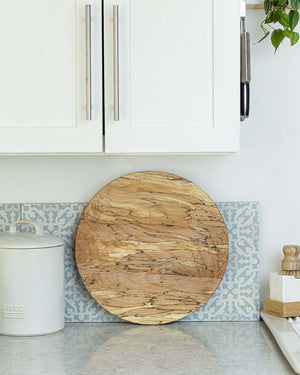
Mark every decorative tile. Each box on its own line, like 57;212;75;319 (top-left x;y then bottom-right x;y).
0;204;21;232
21;202;259;322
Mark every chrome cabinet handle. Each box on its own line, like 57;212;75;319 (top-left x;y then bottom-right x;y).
86;4;92;121
113;5;120;122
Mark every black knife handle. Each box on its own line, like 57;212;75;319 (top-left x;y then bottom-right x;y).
241;82;250;119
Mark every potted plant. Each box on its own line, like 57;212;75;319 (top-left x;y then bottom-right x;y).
259;0;300;50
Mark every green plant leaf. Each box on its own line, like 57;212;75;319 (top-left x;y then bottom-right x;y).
274;0;289;8
289;10;299;30
273;9;284;22
265;11;274;23
264;0;272;13
291;0;300;11
279;12;290;27
290;31;300;44
284;28;291;37
265;9;285;24
271;29;285;51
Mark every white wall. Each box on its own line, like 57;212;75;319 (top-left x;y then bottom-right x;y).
0;11;299;299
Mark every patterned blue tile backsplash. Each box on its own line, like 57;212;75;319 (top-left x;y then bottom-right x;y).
0;204;21;230
0;202;259;322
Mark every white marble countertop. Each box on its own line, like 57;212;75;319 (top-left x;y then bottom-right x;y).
0;322;295;375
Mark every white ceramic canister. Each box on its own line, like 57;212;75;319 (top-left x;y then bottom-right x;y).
0;220;65;336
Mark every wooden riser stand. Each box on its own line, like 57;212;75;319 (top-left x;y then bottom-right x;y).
264;299;300;318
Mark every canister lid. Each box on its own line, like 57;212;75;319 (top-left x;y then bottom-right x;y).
0;221;64;249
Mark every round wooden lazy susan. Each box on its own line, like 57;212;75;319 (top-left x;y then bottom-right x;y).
75;172;229;325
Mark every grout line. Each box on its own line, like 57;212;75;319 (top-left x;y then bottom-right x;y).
20;204;23;232
16;202;89;205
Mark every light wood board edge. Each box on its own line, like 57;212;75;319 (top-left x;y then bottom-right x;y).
247;4;293;9
247;4;264;9
264;299;300;318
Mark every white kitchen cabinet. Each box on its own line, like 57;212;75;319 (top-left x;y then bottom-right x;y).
0;0;103;153
0;0;240;154
104;0;240;153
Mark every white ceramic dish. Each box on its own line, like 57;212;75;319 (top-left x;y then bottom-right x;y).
261;311;300;374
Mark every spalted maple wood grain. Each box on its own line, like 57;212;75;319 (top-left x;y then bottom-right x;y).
75;172;229;324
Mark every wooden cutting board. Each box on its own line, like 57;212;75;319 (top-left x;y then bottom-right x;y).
75;172;229;325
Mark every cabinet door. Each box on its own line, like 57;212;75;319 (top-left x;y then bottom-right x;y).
0;0;103;153
104;0;240;153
